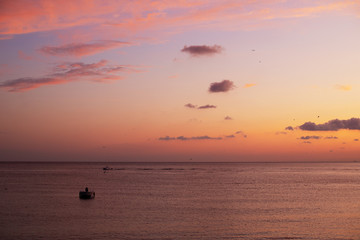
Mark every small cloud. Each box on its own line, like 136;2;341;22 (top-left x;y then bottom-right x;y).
168;75;178;79
243;83;256;88
303;141;312;144
159;136;176;141
224;116;232;120
235;131;247;138
285;126;294;131
324;136;338;139
198;104;216;109
159;135;222;141
299;136;322;140
335;85;352;91
354;139;359;141
185;103;197;109
40;40;130;57
181;44;223;57
209;80;235;93
299;118;360;131
176;136;187;141
189;136;222;140
225;135;235;138
185;103;217;110
276;131;287;135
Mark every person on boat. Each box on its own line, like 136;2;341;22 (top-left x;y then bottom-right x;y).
85;187;88;192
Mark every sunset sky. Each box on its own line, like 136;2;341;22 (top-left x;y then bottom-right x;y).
1;0;360;162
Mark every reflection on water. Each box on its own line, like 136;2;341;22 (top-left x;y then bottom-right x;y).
1;162;360;239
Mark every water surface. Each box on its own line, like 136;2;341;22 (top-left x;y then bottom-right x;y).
1;162;360;239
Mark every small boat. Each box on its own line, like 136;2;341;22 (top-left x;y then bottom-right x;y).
79;187;95;199
103;166;113;171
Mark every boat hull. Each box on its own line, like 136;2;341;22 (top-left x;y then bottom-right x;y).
79;191;95;199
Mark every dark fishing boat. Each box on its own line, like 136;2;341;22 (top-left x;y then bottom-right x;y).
79;187;95;199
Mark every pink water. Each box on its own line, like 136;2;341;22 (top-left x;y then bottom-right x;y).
1;162;360;239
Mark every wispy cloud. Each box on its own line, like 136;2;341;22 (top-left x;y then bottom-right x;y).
209;80;235;93
285;126;294;131
184;103;216;109
40;40;130;57
159;135;222;141
335;85;352;91
324;136;338;139
0;35;13;40
244;83;256;88
225;134;235;138
299;118;360;131
184;103;197;109
18;50;32;60
299;136;322;140
159;136;176;141
181;45;223;57
0;64;9;76
168;75;178;79
0;60;137;92
1;1;358;39
235;131;247;138
224;116;232;120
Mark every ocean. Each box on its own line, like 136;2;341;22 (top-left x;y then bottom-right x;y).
1;162;360;239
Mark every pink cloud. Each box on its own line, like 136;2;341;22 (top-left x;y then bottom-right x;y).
40;40;131;57
168;74;178;79
0;35;13;40
18;50;32;60
0;0;116;35
1;0;357;40
0;60;138;92
0;64;9;76
0;77;68;92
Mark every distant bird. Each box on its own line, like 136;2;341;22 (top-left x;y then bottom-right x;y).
317;116;320;118
251;49;255;52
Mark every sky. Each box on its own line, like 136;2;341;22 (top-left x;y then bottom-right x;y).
0;0;360;162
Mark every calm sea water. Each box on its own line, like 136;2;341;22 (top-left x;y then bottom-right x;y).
1;162;360;240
